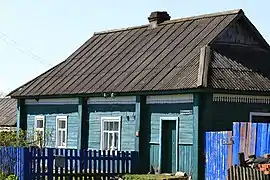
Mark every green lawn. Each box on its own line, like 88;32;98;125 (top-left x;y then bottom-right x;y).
123;174;189;180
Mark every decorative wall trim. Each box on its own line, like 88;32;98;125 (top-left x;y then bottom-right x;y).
87;96;136;104
213;94;270;104
146;94;193;104
25;98;79;105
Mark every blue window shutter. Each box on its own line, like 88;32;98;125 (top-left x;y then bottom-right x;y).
179;112;193;145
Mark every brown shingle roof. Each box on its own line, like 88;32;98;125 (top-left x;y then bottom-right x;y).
209;45;270;91
0;98;17;126
9;10;244;97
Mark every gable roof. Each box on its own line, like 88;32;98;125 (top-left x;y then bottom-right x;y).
9;9;270;98
0;98;17;127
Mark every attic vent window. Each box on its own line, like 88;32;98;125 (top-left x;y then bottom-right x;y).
148;11;170;28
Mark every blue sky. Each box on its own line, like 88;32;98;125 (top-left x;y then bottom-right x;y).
0;0;269;94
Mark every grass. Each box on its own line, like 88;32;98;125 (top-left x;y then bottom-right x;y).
123;174;189;180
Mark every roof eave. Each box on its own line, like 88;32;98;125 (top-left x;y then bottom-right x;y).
10;88;205;99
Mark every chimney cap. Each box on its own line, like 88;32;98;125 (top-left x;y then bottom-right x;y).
148;11;171;24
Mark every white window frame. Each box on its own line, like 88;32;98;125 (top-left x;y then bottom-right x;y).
56;115;68;148
249;112;270;123
34;115;45;145
100;116;121;151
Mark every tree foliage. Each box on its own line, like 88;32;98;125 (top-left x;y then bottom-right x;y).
0;129;53;178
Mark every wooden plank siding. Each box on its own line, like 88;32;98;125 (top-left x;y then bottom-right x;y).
210;102;270;131
214;18;260;46
26;104;80;149
147;103;194;174
88;104;136;151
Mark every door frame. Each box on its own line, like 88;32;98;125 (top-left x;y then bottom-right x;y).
249;112;270;123
159;117;179;172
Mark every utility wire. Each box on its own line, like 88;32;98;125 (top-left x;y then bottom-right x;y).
0;31;53;67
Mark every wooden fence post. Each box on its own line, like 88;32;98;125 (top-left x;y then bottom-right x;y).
47;148;54;179
22;147;30;180
131;151;139;173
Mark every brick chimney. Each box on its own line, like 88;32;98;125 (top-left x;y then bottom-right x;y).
148;11;171;28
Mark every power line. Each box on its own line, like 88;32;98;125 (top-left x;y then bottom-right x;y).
0;31;53;67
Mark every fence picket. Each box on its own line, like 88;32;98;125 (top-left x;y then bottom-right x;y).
89;150;92;175
256;123;262;156
79;149;83;180
261;123;268;155
233;122;240;165
102;150;106;176
64;149;69;179
74;149;78;175
59;149;64;180
131;151;138;173
93;150;97;174
250;123;257;155
23;147;30;180
47;148;53;180
240;122;247;155
117;150;120;174
121;151;126;174
112;150;116;176
55;148;59;180
108;150;111;176
267;124;270;153
32;148;36;178
98;150;101;174
126;151;129;173
70;149;74;177
83;149;88;179
37;148;41;180
41;148;45;179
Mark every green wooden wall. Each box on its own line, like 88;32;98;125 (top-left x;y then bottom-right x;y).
211;102;270;131
26;104;79;149
147;103;194;174
88;104;136;151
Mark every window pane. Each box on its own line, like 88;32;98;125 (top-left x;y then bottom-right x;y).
109;133;113;150
104;132;108;150
113;122;119;131
59;120;66;129
104;122;108;130
114;133;118;149
58;131;62;146
37;120;43;128
108;122;113;131
62;131;66;144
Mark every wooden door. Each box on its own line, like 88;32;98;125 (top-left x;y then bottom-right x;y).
161;120;176;173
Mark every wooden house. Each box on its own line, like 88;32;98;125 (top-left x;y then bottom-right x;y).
8;9;270;179
0;98;17;131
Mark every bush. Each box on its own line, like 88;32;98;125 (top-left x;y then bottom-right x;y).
0;130;29;147
0;172;17;180
6;174;18;180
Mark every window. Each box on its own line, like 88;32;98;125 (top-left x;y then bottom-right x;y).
56;116;68;148
101;117;121;151
35;116;45;145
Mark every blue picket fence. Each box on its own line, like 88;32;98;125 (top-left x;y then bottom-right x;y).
0;147;25;177
205;122;270;180
0;147;139;179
